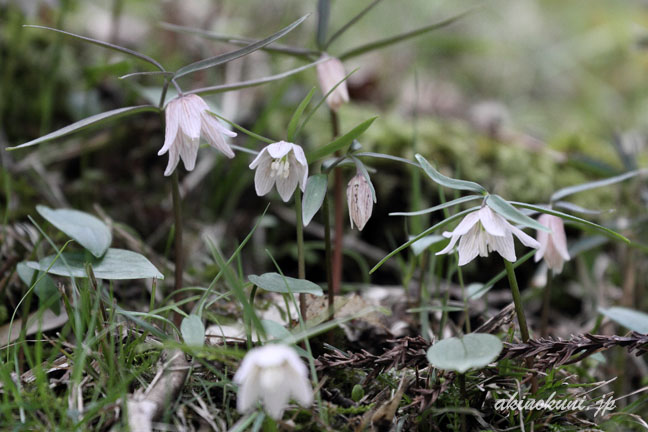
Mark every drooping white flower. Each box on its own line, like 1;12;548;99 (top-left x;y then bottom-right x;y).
347;173;374;231
234;344;313;419
249;141;308;202
316;54;350;111
534;213;570;273
437;206;540;265
158;94;236;176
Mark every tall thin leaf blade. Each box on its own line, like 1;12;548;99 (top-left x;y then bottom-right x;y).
307;117;377;163
7;105;159;150
159;22;318;58
390;195;482;217
287;88;315;142
187;59;325;96
487;195;550;232
302;174;328;226
316;0;330;49
24;25;165;71
551;169;645;202
325;0;383;49
415;154;487;194
339;9;473;60
509;201;630;243
174;14;309;79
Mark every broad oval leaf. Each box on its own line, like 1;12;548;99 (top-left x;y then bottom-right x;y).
599;307;648;334
307;117;377;163
37;205;112;258
27;248;164;280
16;262;61;315
181;314;205;347
486;195;550;232
248;273;323;296
174;14;309;79
261;319;292;341
415;154;487;194
551;169;645;203
302;174;328;226
7;105;159;150
427;333;502;374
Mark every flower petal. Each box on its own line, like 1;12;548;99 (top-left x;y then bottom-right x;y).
479;206;507;237
236;369;260;414
249;147;269;169
159;101;179;156
456;225;482;265
178;96;201;139
450;211;481;236
163;142;181;176
261;382;290;419
489;231;516;262
201;113;235;158
510;225;540;249
253;158;275;197
275;164;300;202
266;141;293;159
178;133;200;171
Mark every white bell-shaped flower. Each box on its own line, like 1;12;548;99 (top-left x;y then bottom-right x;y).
534;213;570;273
437;206;540;265
316;54;350;111
249;141;308;202
234;344;313;419
159;94;236;176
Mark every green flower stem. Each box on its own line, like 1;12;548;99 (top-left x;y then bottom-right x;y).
171;171;184;326
295;190;307;320
505;259;530;342
329;109;343;297
457;260;470;333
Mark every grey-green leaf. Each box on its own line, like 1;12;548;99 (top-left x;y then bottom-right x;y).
486;195;550;232
174;14;309;79
409;234;445;256
37;205;111;258
427;333;503;374
415;154;487;194
248;273;323;296
307;117;377;163
551;169;645;203
7;105;159;150
287;88;315;142
302;174;328;226
509;201;629;243
181;314;205;347
599;307;648;333
261;319;292;341
16;262;61;315
391;195;483;217
27;249;164;280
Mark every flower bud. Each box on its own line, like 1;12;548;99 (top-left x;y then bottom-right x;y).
316;55;350;111
534;214;570;273
347;173;373;231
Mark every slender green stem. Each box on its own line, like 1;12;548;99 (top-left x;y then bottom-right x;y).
457;262;470;333
418;251;429;339
329;109;343;297
322;193;334;320
540;272;552;337
458;373;467;432
171;171;184;326
504;259;530;342
295;190;307;320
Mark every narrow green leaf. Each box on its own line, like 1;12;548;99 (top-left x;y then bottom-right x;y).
7;105;159;150
37;205;112;258
551;169;645;202
159;22;318;58
248;273;324;296
287;87;315;142
427;333;502;374
339;9;473;60
554;201;606;215
415;154;487;194
188;59;325;96
509;201;630;243
486;195;550;232
370;206;479;273
302;174;328;226
174;14;309;79
316;0;330;49
599;307;648;333
325;0;383;49
27;249;164;280
355;152;419;168
16;263;61;315
391;195;482;217
307;117;377;163
409;234;445;256
181;314;205;347
24;25;165;71
119;70;174;80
